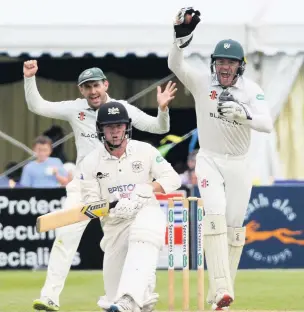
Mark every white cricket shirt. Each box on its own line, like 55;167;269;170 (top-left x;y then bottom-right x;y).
24;77;170;165
78;140;181;205
168;44;272;156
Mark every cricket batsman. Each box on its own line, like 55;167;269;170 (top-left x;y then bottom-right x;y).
79;101;181;312
168;7;273;311
23;61;177;311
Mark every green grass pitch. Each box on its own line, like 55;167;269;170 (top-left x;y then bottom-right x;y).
1;269;303;311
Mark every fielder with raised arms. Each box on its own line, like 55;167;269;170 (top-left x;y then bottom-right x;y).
23;61;177;311
79;101;181;312
168;7;273;311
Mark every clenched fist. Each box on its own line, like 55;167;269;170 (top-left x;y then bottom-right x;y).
23;60;38;78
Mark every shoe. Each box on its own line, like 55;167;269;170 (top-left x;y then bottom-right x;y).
142;293;159;312
108;295;140;312
212;303;230;311
33;297;59;311
215;293;233;309
97;295;112;310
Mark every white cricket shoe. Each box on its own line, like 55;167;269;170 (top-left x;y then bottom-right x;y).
142;293;159;312
97;295;112;310
109;295;140;312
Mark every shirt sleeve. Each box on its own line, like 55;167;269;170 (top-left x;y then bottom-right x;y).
168;44;209;96
24;76;76;120
149;146;181;194
123;101;170;134
242;84;273;133
20;165;32;187
77;154;102;204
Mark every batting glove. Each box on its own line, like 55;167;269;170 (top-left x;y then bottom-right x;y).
174;7;201;49
109;198;142;220
109;184;153;220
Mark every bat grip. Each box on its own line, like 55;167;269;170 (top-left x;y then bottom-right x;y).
109;201;118;209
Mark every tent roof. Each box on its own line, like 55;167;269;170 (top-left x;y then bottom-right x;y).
0;0;301;57
252;0;304;55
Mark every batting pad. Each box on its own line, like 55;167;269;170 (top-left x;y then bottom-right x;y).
204;215;234;300
227;226;246;285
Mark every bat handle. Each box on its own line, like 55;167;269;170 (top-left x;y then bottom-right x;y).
109;201;118;209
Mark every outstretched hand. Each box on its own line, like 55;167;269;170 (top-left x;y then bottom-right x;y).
157;81;177;111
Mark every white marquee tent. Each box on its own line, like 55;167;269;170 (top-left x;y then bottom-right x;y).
0;0;303;57
1;0;303;182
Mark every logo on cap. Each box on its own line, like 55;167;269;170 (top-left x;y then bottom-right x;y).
83;70;93;77
108;107;120;115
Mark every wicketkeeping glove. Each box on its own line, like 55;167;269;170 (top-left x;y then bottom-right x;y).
217;89;252;121
174;7;201;49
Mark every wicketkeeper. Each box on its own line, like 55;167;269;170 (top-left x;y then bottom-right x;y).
168;7;273;311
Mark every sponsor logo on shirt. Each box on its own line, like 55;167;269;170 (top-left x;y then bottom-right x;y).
108;184;136;199
256;94;265;100
81;132;98;139
96;172;109;179
156;156;164;163
108;184;136;193
209;112;242;126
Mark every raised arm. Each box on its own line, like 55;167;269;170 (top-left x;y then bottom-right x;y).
168;8;208;95
168;44;203;94
122;82;176;134
23;60;75;120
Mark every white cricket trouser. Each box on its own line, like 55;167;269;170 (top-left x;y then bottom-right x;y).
100;219;132;302
195;149;253;227
40;178;91;306
196;149;252;305
100;209;160;304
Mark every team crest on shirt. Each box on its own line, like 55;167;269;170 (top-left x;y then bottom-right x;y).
132;161;143;173
209;90;217;100
78;112;86;121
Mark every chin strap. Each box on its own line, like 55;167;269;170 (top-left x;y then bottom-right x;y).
105;140;123;151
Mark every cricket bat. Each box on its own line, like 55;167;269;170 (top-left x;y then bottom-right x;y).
36;199;118;233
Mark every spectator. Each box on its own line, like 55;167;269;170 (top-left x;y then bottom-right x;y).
179;149;198;186
43;125;67;163
20;136;68;188
0;161;22;188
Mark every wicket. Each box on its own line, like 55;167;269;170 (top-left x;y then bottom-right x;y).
167;196;204;311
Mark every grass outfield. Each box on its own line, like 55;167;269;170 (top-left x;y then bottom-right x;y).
1;270;303;311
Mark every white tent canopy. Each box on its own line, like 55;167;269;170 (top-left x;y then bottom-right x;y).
0;0;302;57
